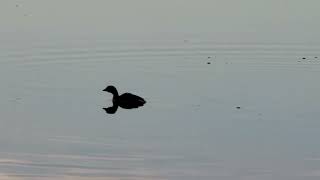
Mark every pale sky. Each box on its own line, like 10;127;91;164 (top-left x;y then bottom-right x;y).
1;0;320;42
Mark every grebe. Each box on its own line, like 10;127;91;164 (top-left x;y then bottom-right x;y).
103;86;146;109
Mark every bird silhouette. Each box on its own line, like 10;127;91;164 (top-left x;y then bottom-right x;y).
103;85;146;114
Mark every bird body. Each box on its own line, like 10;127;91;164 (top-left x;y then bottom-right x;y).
115;93;146;109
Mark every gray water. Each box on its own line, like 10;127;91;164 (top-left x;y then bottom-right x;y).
0;38;320;179
2;0;320;179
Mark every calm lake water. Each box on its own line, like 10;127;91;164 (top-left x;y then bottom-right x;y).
1;38;320;179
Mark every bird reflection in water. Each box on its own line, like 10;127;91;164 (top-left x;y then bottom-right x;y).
103;85;146;114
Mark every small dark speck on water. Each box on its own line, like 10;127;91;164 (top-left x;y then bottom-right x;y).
297;61;301;62
302;57;306;60
208;56;211;59
207;62;211;64
236;106;241;109
315;57;318;59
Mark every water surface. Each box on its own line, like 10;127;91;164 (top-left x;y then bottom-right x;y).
1;39;320;179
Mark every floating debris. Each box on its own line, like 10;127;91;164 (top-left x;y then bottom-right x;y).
302;57;306;60
207;62;211;64
236;106;241;109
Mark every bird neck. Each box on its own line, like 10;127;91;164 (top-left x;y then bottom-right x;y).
112;92;119;102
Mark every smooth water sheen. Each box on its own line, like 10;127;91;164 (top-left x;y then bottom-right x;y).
1;39;320;179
